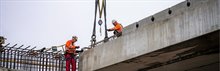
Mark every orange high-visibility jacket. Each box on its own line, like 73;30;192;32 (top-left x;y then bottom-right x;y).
111;23;123;33
65;40;76;53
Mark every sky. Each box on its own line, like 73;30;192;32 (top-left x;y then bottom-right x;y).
0;0;184;50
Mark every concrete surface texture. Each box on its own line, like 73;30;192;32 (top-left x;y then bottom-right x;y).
79;0;219;71
95;30;219;71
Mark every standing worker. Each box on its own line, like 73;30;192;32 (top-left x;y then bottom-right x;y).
65;36;80;71
107;20;123;37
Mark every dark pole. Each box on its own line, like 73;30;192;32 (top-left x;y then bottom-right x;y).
45;53;48;71
2;43;10;67
0;43;2;67
91;0;99;48
14;45;23;69
58;56;61;71
39;53;42;71
20;46;31;70
56;57;58;71
42;53;45;71
104;0;108;41
61;59;63;71
7;44;17;68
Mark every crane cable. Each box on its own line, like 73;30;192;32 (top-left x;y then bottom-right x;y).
91;0;108;48
98;0;105;18
98;0;105;36
91;0;98;48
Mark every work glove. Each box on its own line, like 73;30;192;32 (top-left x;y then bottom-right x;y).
76;49;83;53
76;46;80;49
107;29;111;31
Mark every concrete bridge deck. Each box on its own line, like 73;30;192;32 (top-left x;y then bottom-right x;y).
79;0;219;71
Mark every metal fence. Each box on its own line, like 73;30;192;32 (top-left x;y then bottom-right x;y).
0;43;66;71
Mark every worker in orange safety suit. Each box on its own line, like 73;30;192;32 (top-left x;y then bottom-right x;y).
65;36;79;71
107;20;123;37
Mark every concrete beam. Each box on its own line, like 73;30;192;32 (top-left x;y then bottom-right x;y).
79;0;219;71
95;30;219;71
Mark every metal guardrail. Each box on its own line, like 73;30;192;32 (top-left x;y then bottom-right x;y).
0;43;66;71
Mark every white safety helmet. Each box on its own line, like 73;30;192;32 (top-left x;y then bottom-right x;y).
112;19;117;24
72;36;78;41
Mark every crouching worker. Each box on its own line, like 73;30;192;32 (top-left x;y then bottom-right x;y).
65;36;81;71
107;20;123;37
